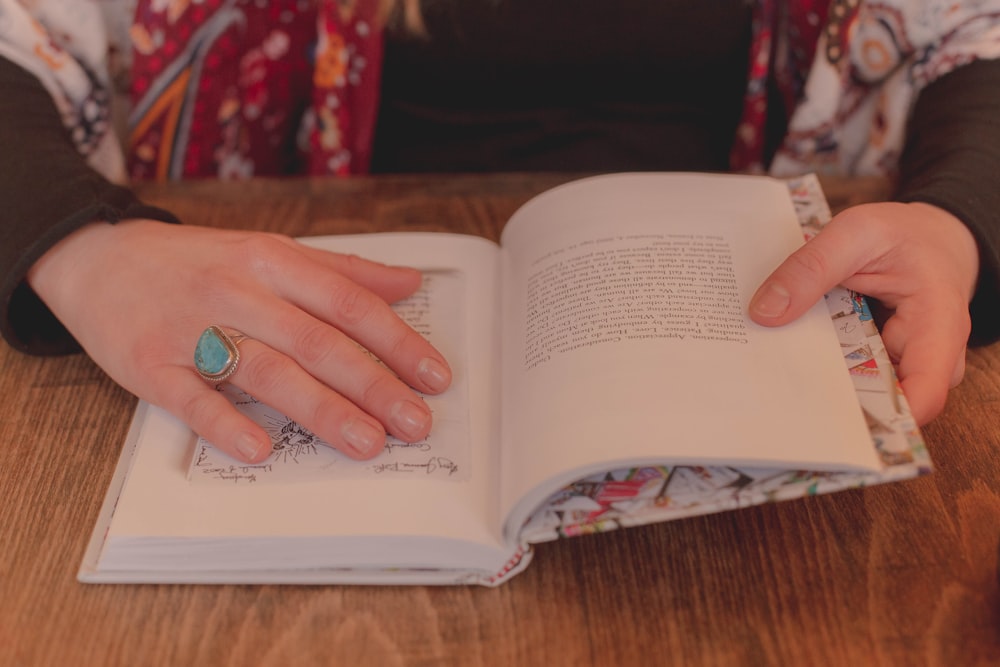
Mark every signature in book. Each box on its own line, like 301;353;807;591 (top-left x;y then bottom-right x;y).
200;464;273;484
383;439;433;454
371;456;459;476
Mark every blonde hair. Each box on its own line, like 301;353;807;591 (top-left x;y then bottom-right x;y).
379;0;427;35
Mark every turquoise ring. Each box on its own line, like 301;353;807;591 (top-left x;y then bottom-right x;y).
194;325;248;383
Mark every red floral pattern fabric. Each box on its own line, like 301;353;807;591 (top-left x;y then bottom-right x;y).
127;0;830;179
128;0;382;180
729;0;831;171
129;1;318;180
116;0;1000;180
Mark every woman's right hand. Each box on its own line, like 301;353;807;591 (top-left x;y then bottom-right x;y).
750;201;977;425
27;219;452;463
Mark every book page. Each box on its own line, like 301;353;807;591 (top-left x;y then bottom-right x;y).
103;233;513;573
497;173;878;536
513;175;928;547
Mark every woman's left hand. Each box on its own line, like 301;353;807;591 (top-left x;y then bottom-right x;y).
749;201;979;425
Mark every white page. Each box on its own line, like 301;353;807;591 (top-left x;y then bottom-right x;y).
497;173;877;535
104;233;511;573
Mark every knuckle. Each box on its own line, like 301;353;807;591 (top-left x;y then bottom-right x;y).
179;390;215;432
383;329;409;361
784;244;831;284
380;326;416;369
831;205;895;245
357;371;400;412
235;233;293;275
308;394;351;436
341;253;367;273
291;322;339;367
238;348;289;395
829;205;869;228
328;281;378;327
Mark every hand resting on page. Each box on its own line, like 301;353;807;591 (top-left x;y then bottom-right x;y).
26;219;452;463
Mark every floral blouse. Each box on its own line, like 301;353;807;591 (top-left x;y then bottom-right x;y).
1;0;999;183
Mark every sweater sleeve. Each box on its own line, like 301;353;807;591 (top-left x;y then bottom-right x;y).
894;57;1000;346
0;56;180;356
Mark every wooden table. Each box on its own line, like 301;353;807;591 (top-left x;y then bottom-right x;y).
3;174;999;666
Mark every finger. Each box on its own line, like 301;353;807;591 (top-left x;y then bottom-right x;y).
247;243;451;394
283;238;424;304
749;213;877;326
231;334;439;457
880;303;969;425
215;337;390;458
888;320;970;388
193;280;433;440
152;369;272;464
950;354;966;389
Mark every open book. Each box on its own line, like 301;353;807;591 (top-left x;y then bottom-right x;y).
79;173;929;586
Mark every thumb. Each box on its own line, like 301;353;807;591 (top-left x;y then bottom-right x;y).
749;218;869;326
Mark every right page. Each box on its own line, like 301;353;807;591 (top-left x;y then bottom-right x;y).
497;173;878;537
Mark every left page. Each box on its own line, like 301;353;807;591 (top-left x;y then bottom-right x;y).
82;232;512;582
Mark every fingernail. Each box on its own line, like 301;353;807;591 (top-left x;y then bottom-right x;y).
235;433;265;461
391;400;430;440
417;357;451;392
342;417;384;456
751;283;791;318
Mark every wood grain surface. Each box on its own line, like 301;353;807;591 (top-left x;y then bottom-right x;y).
2;174;998;667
